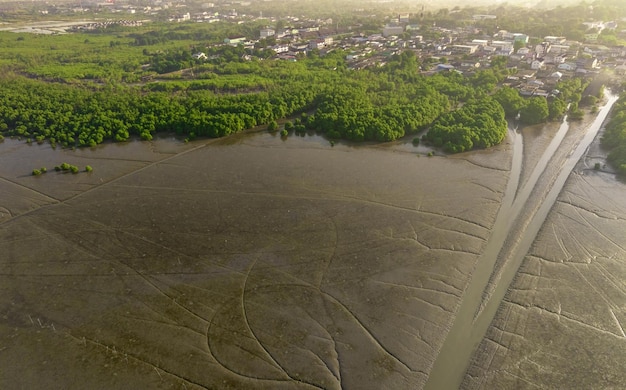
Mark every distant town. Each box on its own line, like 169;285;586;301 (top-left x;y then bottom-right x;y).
3;0;626;99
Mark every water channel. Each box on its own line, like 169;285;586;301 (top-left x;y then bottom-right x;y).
425;92;619;389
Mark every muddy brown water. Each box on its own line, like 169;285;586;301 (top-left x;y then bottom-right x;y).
426;93;621;389
1;100;624;389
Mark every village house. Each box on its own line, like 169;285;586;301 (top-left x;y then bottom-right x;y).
471;39;489;47
192;52;207;60
557;62;577;71
544;53;567;64
546;71;563;84
383;24;404;37
271;44;289;53
535;43;550;56
224;36;246;45
260;28;275;38
309;39;325;50
451;44;478;55
531;59;545;70
549;44;570;55
544;36;566;44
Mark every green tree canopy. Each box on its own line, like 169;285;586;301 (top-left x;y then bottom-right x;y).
520;97;549;124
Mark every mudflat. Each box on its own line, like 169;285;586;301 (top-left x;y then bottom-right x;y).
1;113;624;389
0;132;509;389
463;131;626;389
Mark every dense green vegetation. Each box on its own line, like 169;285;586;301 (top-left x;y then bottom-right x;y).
491;78;588;125
0;12;599;154
602;94;626;176
423;98;507;153
0;26;517;152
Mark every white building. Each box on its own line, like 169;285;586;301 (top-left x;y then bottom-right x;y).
260;28;275;38
271;44;289;53
531;59;545;70
451;45;478;54
383;25;404;37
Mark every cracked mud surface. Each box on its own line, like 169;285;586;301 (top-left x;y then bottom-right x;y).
1;134;508;389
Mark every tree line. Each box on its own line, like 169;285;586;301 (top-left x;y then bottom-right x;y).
0;39;591;154
602;94;626;176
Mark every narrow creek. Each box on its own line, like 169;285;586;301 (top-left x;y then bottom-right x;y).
424;92;619;390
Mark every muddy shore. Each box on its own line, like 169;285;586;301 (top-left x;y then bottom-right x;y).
1;105;624;389
463;102;626;389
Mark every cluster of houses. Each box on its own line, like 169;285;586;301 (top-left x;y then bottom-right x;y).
69;19;143;31
197;15;626;98
23;0;626;95
421;27;626;96
180;12;626;99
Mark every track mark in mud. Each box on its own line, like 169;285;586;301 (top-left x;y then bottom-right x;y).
239;258;290;378
506;299;626;339
468;179;504;197
320;291;415;374
455;156;510;172
317;216;339;288
0;206;13;222
558;197;625;221
112;183;494;233
427;96;620;390
43;216;213;333
371;280;460;299
501;369;543;389
0;144;209;228
558;201;626;253
485;335;510;352
63;331;210;389
64;143;209;205
609;309;626;338
0;176;61;203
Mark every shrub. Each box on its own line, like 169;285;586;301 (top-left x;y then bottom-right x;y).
85;165;93;172
32;169;42;176
267;120;278;132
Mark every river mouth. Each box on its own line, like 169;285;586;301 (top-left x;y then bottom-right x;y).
1;101;625;389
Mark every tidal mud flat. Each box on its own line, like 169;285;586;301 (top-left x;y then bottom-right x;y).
1;132;509;389
463;103;626;389
463;170;626;389
1;103;624;389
